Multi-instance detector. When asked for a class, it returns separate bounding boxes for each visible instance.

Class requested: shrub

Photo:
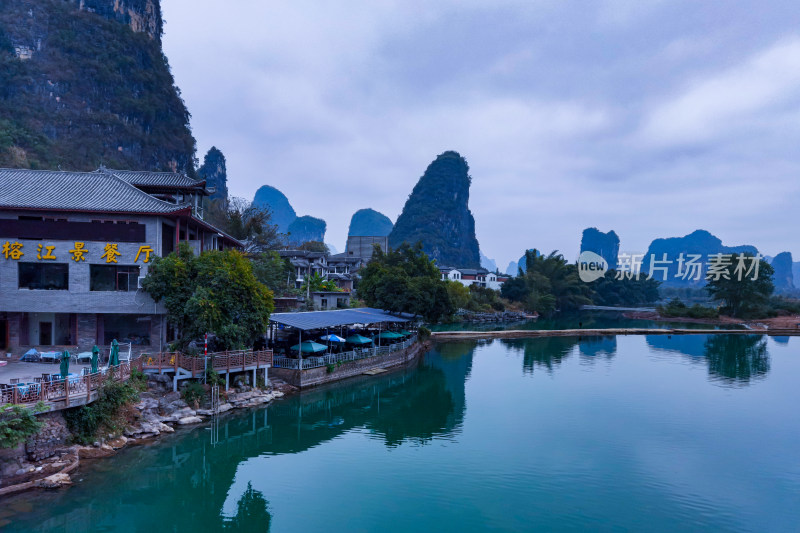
[63,380,140,444]
[0,402,48,449]
[182,382,206,408]
[418,326,431,340]
[129,367,148,392]
[658,298,719,319]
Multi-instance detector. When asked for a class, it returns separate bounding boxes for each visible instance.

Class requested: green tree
[0,402,48,448]
[706,256,774,318]
[251,251,293,295]
[502,250,591,316]
[142,244,274,349]
[445,280,471,310]
[301,272,341,293]
[297,241,329,253]
[359,242,454,322]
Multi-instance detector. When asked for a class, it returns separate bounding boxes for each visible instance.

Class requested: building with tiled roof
[0,167,241,356]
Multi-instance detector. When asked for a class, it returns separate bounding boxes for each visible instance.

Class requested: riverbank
[431,326,800,341]
[0,377,294,496]
[623,311,800,330]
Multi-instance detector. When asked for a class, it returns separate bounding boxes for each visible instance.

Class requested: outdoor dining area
[268,308,418,370]
[0,340,134,407]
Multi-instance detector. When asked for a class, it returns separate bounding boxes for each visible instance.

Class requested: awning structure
[269,307,410,331]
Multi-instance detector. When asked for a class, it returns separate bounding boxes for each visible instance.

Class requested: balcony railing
[273,336,417,370]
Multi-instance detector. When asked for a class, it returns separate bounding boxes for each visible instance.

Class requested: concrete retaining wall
[269,341,428,388]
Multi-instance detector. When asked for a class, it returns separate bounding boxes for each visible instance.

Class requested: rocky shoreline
[0,376,297,496]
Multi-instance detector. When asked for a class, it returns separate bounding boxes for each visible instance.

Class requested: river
[4,333,799,531]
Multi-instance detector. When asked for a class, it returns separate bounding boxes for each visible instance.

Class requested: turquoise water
[5,334,799,532]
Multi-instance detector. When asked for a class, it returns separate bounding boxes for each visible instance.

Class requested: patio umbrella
[290,340,328,354]
[345,335,372,345]
[109,339,120,367]
[91,345,99,373]
[320,334,345,343]
[377,331,404,340]
[60,350,70,378]
[399,330,412,336]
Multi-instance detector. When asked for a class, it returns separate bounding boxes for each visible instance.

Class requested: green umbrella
[399,330,412,336]
[290,340,328,354]
[60,350,70,378]
[91,345,99,373]
[109,339,120,367]
[377,331,404,340]
[345,335,373,345]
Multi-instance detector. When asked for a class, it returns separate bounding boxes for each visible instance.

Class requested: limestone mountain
[287,216,326,245]
[389,151,481,268]
[252,185,297,233]
[580,228,620,269]
[197,147,228,202]
[642,230,758,287]
[348,208,393,237]
[0,0,195,173]
[480,251,497,273]
[505,261,519,276]
[768,252,794,292]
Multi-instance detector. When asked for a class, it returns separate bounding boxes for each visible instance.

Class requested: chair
[33,377,43,383]
[9,378,20,384]
[41,373,51,382]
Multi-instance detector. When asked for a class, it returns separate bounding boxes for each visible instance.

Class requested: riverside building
[0,167,241,355]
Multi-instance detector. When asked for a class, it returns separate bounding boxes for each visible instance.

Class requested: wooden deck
[141,349,273,391]
[0,359,141,411]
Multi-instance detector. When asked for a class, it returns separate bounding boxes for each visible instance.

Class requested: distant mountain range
[252,185,326,245]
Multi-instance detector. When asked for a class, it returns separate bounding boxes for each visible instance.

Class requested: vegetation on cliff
[348,208,393,237]
[288,215,326,245]
[0,0,195,172]
[198,147,228,202]
[389,151,481,268]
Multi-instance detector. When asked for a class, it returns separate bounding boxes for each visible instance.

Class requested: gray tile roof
[270,307,409,331]
[104,169,205,189]
[0,168,191,214]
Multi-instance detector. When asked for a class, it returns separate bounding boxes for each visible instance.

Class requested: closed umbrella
[60,350,70,379]
[345,335,372,345]
[109,339,120,367]
[290,340,328,354]
[91,345,99,373]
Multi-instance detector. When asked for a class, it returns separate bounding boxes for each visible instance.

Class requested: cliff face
[389,151,481,268]
[71,0,162,40]
[197,147,228,202]
[348,208,393,237]
[252,185,297,233]
[580,228,620,269]
[770,252,794,291]
[642,230,758,287]
[0,0,195,173]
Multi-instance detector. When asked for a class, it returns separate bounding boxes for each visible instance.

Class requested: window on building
[18,263,69,290]
[101,314,151,345]
[90,265,140,291]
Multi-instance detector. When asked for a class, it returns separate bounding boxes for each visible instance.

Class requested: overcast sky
[161,0,799,270]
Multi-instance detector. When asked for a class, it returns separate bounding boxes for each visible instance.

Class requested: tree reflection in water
[502,336,617,374]
[223,482,271,532]
[704,334,770,385]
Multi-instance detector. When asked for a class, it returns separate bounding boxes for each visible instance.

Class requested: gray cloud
[162,0,800,267]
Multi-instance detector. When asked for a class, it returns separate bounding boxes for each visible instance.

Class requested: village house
[439,266,508,290]
[0,167,241,356]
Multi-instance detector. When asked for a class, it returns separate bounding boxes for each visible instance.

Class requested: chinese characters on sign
[610,252,763,282]
[1,242,155,264]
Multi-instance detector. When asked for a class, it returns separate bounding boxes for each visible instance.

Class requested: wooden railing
[273,336,417,370]
[1,359,142,407]
[140,349,273,376]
